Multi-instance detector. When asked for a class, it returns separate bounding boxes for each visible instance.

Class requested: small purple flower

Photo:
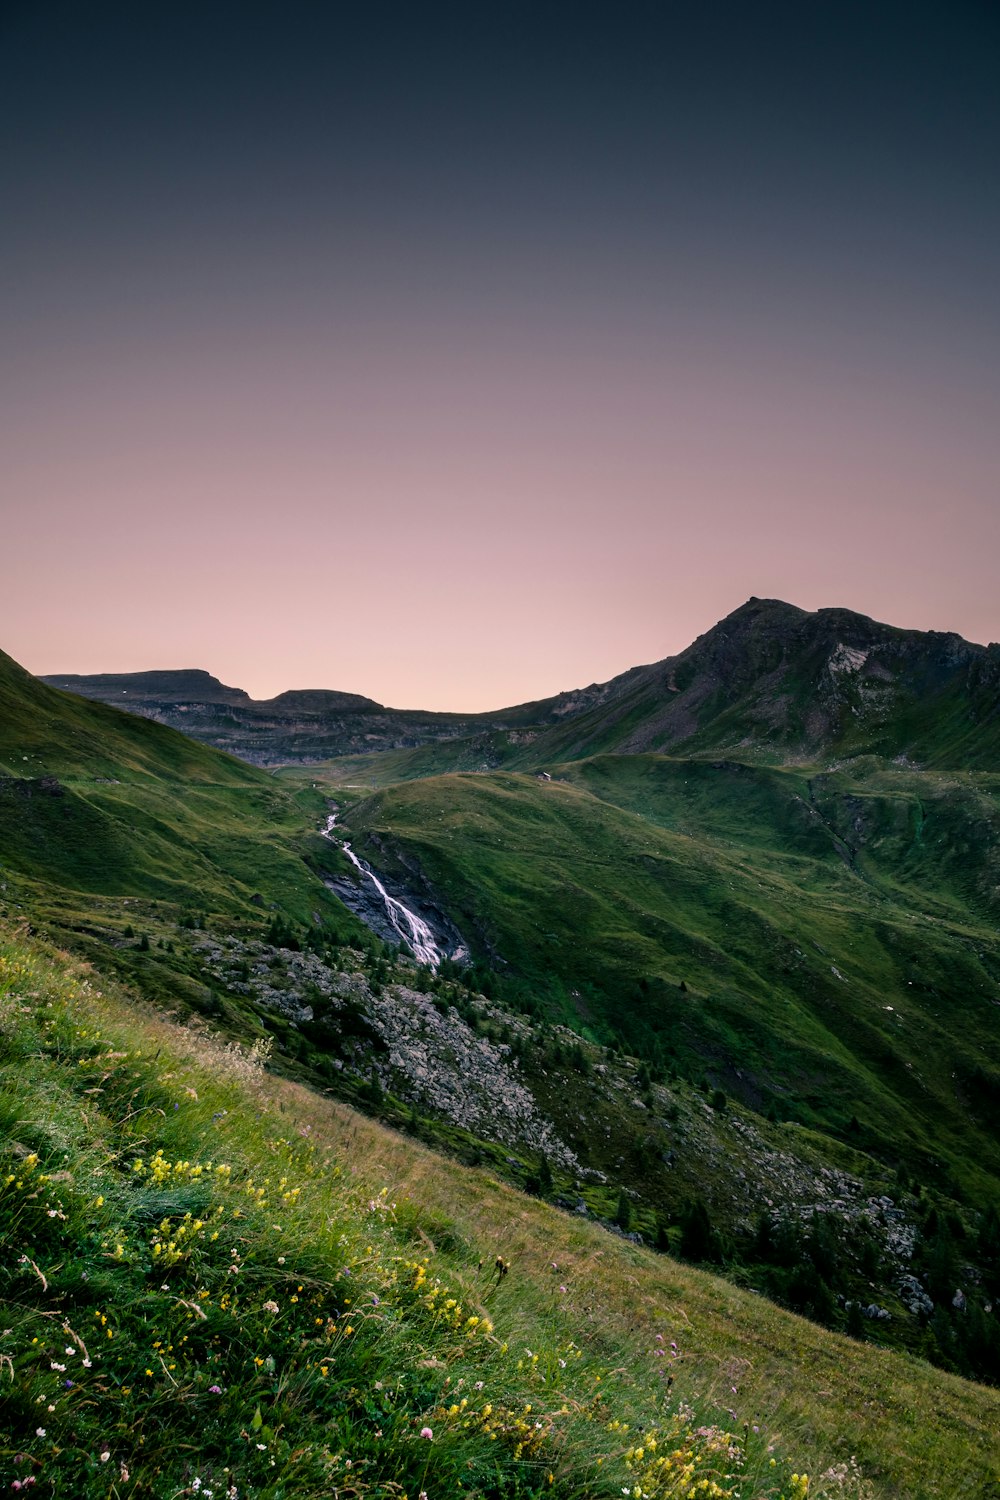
[209,1385,223,1395]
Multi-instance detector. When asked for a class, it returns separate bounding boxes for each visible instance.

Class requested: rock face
[44,669,254,706]
[42,598,1000,768]
[39,678,515,765]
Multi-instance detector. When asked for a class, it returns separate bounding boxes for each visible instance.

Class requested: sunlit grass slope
[3,925,999,1500]
[341,760,1000,1205]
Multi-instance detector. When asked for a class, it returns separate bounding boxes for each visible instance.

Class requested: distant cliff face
[43,598,1000,769]
[39,669,430,765]
[44,668,254,707]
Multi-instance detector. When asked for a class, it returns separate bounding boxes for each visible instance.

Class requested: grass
[335,758,1000,1208]
[5,639,1000,1490]
[3,923,1000,1499]
[0,649,363,936]
[0,923,846,1500]
[8,648,1000,1219]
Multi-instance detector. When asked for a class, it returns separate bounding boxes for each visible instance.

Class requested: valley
[4,598,1000,1495]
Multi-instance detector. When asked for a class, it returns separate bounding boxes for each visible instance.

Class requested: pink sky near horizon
[6,302,999,710]
[4,5,999,711]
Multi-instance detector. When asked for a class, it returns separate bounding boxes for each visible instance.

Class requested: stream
[321,812,443,968]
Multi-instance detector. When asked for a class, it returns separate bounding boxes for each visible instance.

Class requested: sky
[2,1,999,709]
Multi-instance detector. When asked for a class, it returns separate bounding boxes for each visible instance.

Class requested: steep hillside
[321,755,1000,1386]
[3,923,1000,1499]
[0,648,358,934]
[339,763,1000,1198]
[13,630,1000,1399]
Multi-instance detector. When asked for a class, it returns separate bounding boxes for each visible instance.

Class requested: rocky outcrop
[193,935,579,1168]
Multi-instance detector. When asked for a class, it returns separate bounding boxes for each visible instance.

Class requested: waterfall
[322,813,443,968]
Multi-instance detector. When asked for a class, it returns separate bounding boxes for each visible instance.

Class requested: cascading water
[322,812,443,968]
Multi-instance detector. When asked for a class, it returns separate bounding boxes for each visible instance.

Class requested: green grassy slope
[8,639,1000,1445]
[3,924,999,1499]
[340,760,1000,1206]
[0,648,360,932]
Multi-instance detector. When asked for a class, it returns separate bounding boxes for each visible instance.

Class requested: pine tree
[679,1197,722,1263]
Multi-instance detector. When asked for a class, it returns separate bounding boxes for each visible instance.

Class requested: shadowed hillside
[0,648,358,931]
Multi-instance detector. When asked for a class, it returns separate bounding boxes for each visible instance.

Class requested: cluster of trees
[263,915,349,953]
[906,1199,1000,1382]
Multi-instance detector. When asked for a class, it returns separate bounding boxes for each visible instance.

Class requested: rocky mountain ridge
[44,597,1000,769]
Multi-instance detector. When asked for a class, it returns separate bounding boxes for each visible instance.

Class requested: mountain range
[44,597,1000,768]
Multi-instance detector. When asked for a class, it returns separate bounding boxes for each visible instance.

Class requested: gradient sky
[3,1,999,708]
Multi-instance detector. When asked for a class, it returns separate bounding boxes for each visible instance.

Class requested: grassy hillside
[338,760,1000,1211]
[3,923,1000,1499]
[0,648,359,934]
[7,640,1000,1478]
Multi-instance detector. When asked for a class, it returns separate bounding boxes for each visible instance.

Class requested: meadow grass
[0,924,827,1500]
[0,648,362,934]
[2,926,998,1499]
